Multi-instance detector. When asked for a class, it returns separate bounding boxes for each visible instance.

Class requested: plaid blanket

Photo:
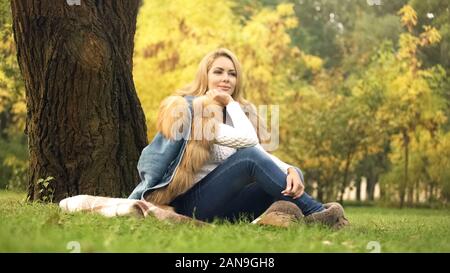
[59,195,206,225]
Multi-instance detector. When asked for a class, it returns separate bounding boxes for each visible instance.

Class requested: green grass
[1,190,449,253]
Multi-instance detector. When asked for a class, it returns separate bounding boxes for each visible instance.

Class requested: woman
[128,48,349,229]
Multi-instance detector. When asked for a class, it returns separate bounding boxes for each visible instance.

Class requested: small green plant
[37,176,55,202]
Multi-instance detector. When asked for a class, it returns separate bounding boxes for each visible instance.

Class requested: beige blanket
[59,195,206,225]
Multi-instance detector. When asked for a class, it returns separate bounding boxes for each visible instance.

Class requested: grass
[0,190,449,253]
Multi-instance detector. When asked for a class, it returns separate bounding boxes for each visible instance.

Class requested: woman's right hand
[206,89,233,106]
[282,167,305,199]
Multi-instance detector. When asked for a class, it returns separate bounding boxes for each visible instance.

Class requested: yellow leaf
[398,5,417,31]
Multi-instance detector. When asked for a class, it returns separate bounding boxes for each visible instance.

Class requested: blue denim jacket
[128,96,195,200]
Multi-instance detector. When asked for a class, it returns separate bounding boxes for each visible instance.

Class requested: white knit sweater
[193,101,292,183]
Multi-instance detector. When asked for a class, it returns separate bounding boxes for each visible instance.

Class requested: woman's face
[207,56,237,96]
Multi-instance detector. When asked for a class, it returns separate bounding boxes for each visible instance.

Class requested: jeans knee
[237,146,272,164]
[238,146,262,157]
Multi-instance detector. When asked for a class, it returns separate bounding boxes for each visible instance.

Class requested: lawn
[1,190,449,253]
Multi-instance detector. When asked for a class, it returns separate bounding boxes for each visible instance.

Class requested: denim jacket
[128,96,195,200]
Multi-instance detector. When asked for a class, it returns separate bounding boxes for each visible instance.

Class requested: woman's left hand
[281,167,304,199]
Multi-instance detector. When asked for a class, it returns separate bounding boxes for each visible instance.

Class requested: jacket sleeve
[128,133,183,200]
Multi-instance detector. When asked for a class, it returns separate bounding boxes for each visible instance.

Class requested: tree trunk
[407,184,414,206]
[317,180,323,202]
[366,175,376,201]
[339,151,352,204]
[11,0,147,202]
[415,179,420,204]
[355,176,361,202]
[399,130,409,208]
[428,183,434,203]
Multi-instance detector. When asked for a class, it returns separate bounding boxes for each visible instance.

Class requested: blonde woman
[128,48,348,228]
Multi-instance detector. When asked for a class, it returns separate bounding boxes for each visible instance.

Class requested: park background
[0,0,449,252]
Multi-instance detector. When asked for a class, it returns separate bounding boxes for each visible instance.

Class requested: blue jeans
[170,146,324,222]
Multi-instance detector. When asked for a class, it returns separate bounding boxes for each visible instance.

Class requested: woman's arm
[214,101,259,148]
[215,101,293,174]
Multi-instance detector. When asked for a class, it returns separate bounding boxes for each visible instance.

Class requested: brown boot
[304,202,349,229]
[252,201,303,228]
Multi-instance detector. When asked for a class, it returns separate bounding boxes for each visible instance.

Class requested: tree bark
[11,0,147,202]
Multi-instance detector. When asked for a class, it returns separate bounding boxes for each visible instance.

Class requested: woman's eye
[214,70,222,74]
[230,73,236,77]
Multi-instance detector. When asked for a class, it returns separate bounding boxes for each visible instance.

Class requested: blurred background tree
[0,0,26,191]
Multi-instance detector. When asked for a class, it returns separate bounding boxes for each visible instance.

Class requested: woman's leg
[216,182,276,222]
[171,180,276,222]
[170,146,324,221]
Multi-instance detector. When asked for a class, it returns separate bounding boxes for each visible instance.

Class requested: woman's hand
[206,89,233,106]
[281,167,305,199]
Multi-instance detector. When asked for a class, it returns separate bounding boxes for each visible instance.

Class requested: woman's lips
[218,86,230,91]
